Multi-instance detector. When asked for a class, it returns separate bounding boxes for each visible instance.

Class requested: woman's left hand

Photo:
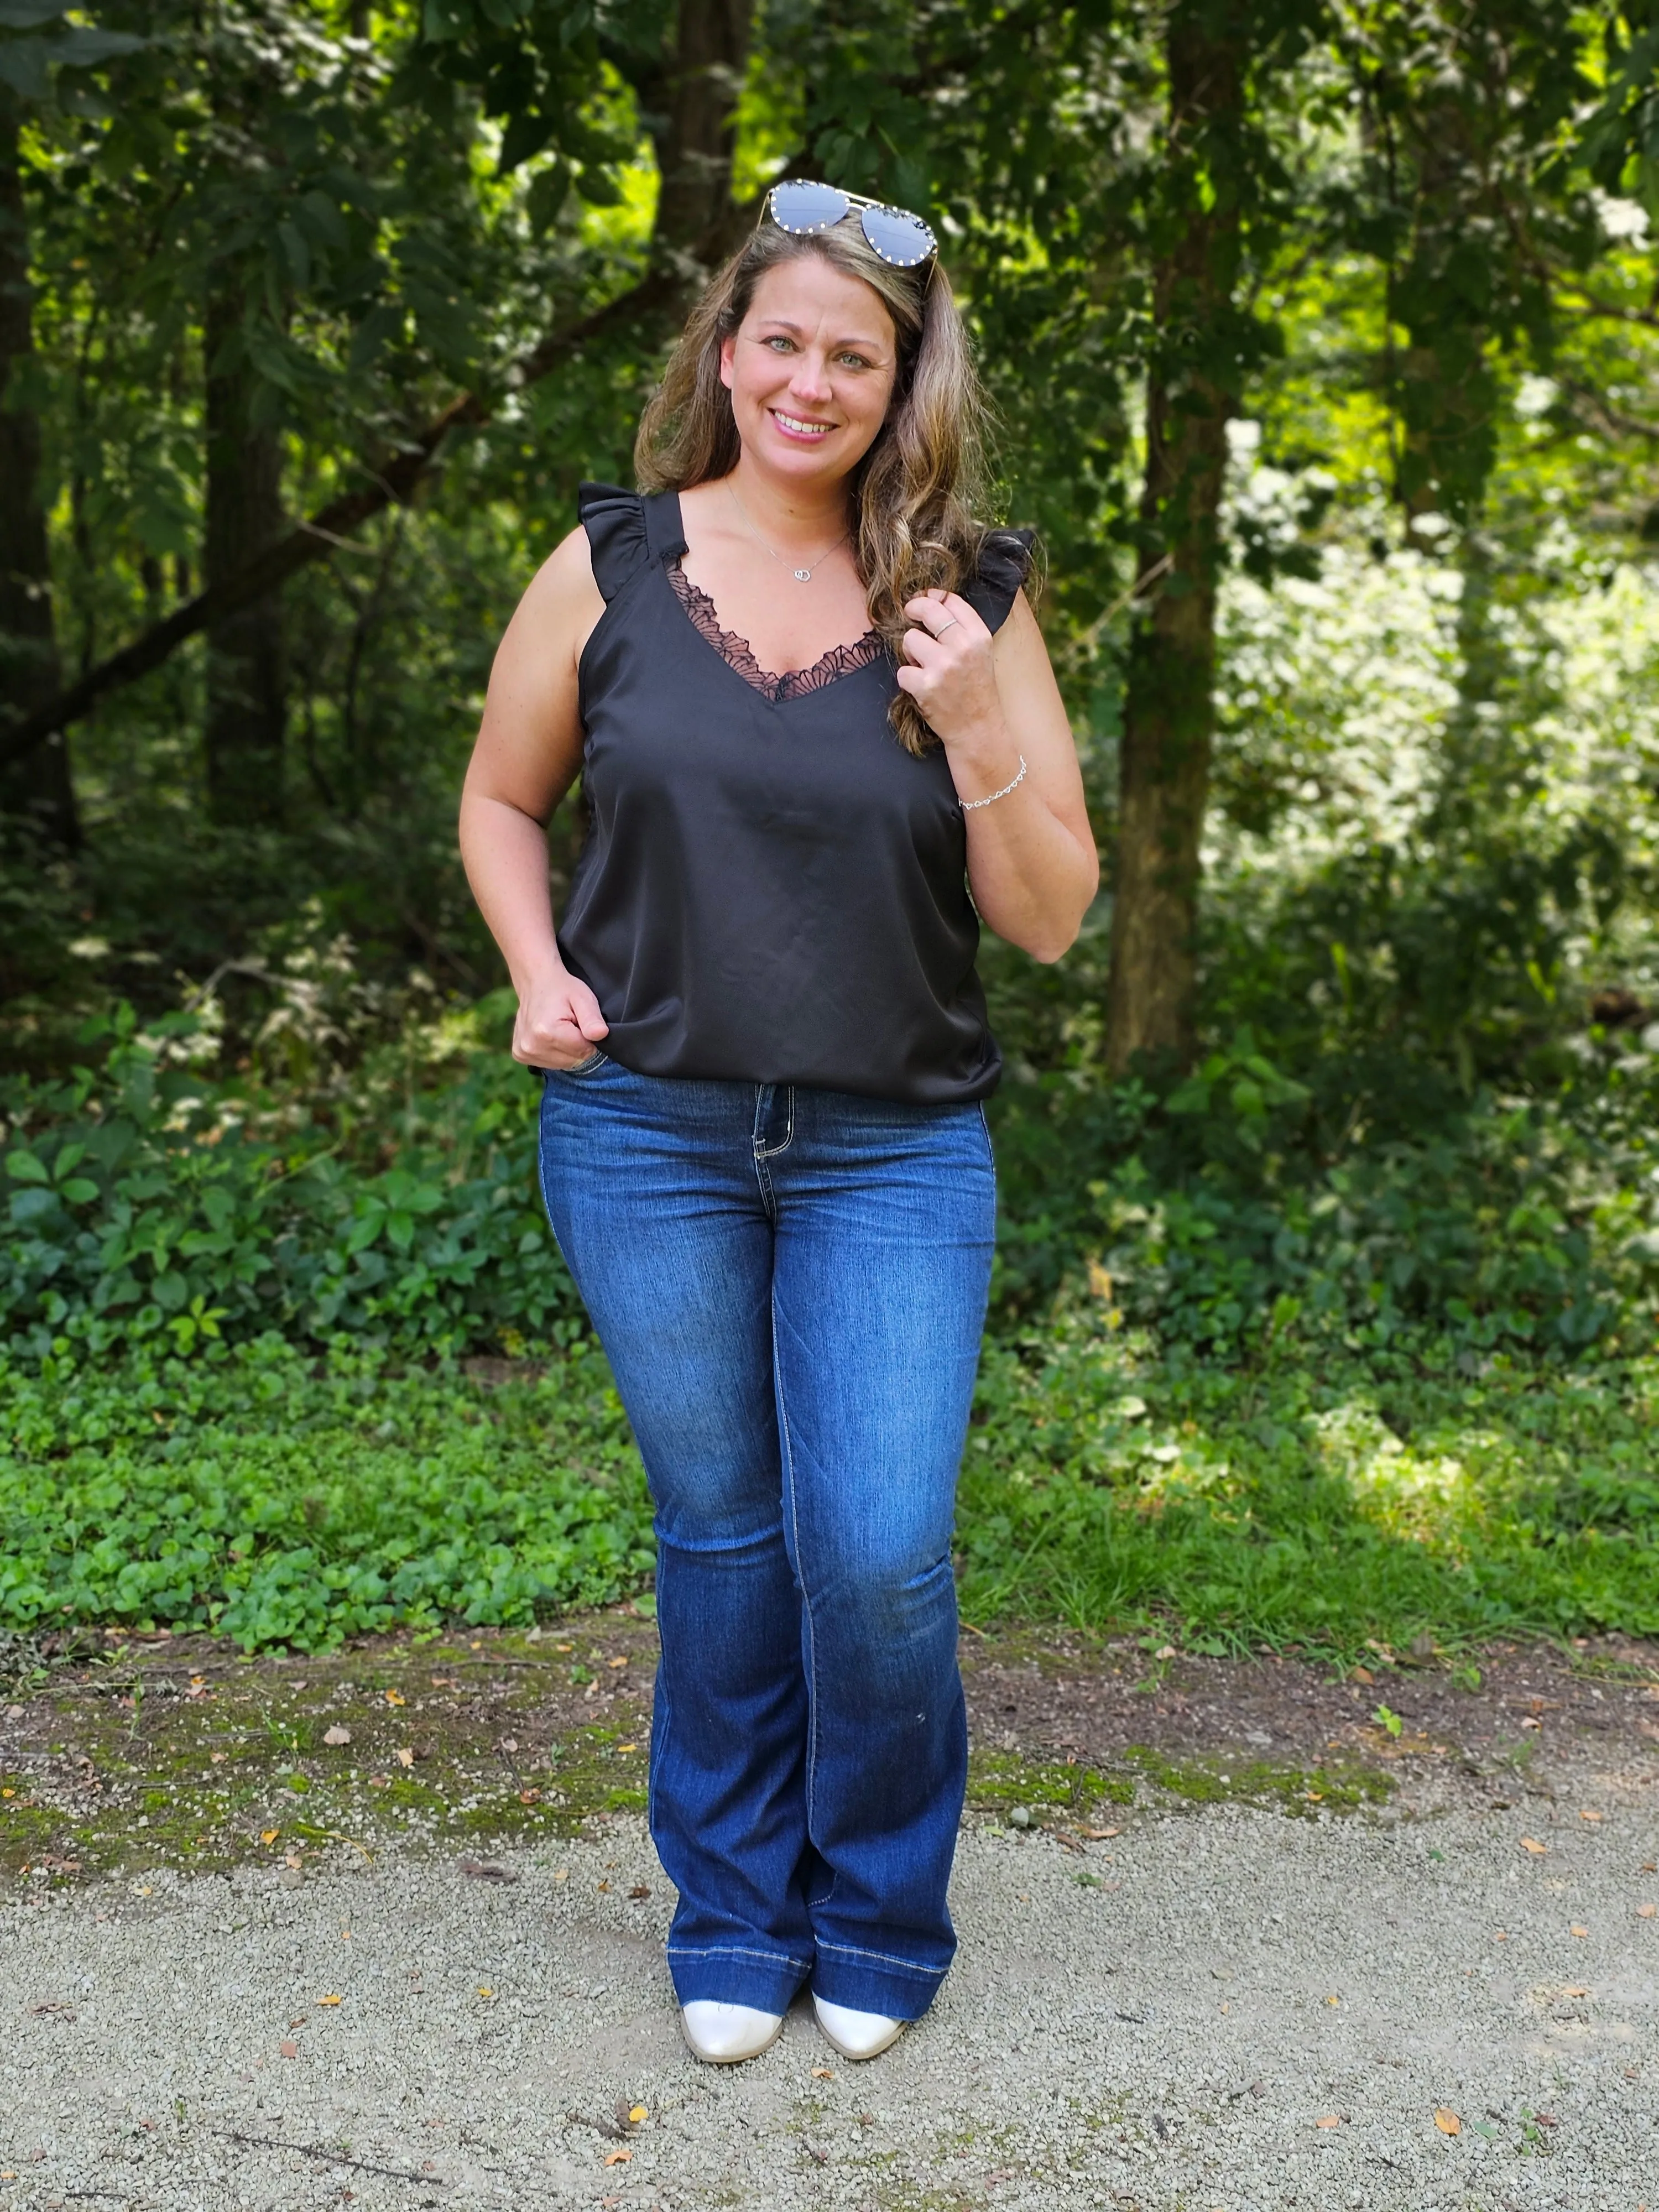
[895,589,1003,747]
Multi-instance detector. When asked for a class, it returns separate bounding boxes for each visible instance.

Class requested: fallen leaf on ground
[279,2041,298,2058]
[1561,1985,1589,1997]
[628,2105,648,2124]
[397,1748,415,1768]
[1571,1924,1589,1937]
[1082,1825,1122,1840]
[1434,2108,1461,2136]
[603,2148,631,2167]
[1637,1903,1656,1918]
[629,1884,651,1900]
[609,1656,629,1670]
[1316,2115,1342,2128]
[1520,1838,1547,1855]
[260,1829,279,1845]
[1580,1809,1603,1823]
[385,1689,406,1705]
[460,1859,518,1882]
[477,1986,493,1999]
[323,1725,351,1746]
[812,2067,834,2080]
[518,1788,541,1804]
[618,1742,638,1752]
[1352,1665,1375,1684]
[1155,1644,1177,1660]
[318,1995,341,2007]
[430,1676,457,1688]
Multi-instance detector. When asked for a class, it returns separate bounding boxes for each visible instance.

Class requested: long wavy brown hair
[634,211,997,754]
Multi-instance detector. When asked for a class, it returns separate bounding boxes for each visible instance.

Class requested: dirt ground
[4,1619,1657,1884]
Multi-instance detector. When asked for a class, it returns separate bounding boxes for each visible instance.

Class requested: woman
[459,181,1096,2067]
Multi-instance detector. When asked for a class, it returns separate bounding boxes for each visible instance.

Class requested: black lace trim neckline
[667,560,886,703]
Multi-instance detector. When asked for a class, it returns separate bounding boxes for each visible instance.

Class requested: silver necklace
[728,484,849,582]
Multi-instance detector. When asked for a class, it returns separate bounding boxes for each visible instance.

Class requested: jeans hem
[811,1945,949,2022]
[667,1944,813,2014]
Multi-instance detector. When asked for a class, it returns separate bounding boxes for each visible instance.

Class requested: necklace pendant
[793,567,812,581]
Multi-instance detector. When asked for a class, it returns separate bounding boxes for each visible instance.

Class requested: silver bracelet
[960,754,1027,811]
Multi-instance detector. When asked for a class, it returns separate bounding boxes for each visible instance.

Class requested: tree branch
[1,269,692,770]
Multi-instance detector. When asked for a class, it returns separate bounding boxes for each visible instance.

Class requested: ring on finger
[934,618,958,634]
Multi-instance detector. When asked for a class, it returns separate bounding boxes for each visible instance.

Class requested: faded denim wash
[536,1055,995,2019]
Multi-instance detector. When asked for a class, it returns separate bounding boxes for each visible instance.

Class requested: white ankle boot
[680,2000,783,2064]
[811,1991,906,2061]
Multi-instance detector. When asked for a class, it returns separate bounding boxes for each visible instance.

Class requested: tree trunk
[0,89,77,847]
[203,279,287,826]
[651,0,753,252]
[1105,5,1243,1074]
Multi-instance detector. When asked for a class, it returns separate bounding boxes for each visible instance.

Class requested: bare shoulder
[505,522,605,663]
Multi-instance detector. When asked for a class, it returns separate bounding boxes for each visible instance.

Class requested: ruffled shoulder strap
[961,526,1035,634]
[578,482,689,603]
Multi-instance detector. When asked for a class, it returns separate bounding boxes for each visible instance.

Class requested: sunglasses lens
[770,181,849,234]
[860,205,936,267]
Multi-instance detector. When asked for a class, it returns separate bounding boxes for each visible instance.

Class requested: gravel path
[4,1792,1655,2212]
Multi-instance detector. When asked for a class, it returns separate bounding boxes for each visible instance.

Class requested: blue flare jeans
[535,1055,995,2019]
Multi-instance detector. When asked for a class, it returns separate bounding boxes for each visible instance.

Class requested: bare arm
[898,587,1098,963]
[458,526,610,1068]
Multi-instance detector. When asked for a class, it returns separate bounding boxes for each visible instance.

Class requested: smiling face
[718,253,900,491]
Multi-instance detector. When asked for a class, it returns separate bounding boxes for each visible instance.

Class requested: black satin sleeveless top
[559,482,1034,1105]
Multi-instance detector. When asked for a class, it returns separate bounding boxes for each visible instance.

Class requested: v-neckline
[660,491,886,705]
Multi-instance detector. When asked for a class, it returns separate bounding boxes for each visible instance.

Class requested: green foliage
[0,999,581,1360]
[5,1304,1655,1656]
[5,0,1659,1658]
[956,1318,1659,1650]
[0,1334,653,1647]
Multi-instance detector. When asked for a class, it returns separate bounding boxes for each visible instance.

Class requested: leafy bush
[0,1336,653,1649]
[1,1003,580,1361]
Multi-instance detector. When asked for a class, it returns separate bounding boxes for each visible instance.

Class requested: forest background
[3,0,1659,1661]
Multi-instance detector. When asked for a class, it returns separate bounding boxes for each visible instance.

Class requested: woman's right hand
[513,964,611,1070]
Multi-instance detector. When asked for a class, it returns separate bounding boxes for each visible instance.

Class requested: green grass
[2,1313,1657,1654]
[956,1315,1659,1652]
[0,1335,654,1649]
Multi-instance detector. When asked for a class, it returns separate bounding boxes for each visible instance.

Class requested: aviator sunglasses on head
[765,179,938,269]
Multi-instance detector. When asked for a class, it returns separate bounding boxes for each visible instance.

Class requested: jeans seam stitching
[772,1282,817,1840]
[666,1943,814,1969]
[757,1084,795,1160]
[813,1938,946,1976]
[534,1086,556,1229]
